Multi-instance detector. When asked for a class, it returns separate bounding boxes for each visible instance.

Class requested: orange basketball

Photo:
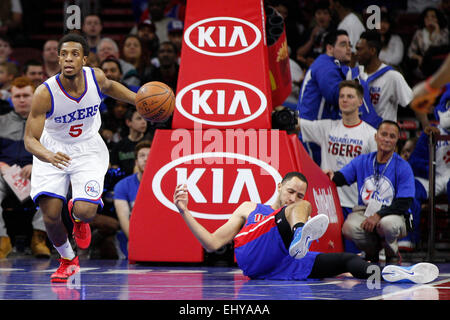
[135,81,175,122]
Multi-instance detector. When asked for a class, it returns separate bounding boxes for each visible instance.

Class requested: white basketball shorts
[30,132,109,206]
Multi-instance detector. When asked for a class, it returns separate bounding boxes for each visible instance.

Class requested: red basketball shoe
[50,256,80,283]
[68,199,91,249]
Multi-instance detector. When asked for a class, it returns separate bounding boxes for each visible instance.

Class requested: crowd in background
[0,0,448,263]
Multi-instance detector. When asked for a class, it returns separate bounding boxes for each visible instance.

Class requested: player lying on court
[173,172,439,284]
[24,33,137,282]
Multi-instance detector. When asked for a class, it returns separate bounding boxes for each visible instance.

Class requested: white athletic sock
[54,239,76,260]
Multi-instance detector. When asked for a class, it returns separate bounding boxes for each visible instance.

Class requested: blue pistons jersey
[234,204,319,280]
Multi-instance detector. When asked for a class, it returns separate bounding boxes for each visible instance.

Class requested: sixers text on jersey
[53,104,100,123]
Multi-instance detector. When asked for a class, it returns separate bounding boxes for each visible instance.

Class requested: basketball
[135,81,175,122]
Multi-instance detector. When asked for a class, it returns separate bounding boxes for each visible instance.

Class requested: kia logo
[176,79,267,126]
[152,152,282,220]
[184,17,262,56]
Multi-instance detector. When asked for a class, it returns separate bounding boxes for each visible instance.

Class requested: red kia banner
[128,0,343,264]
[172,0,272,130]
[128,130,344,263]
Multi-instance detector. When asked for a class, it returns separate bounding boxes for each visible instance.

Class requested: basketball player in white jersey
[24,33,137,282]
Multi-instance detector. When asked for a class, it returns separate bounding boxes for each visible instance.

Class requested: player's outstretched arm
[173,184,252,252]
[93,67,136,105]
[24,84,71,169]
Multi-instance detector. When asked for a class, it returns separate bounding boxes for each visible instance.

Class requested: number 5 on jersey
[69,124,83,137]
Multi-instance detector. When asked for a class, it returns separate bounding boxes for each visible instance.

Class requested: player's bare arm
[174,184,255,252]
[24,84,71,169]
[93,67,136,105]
[114,199,131,238]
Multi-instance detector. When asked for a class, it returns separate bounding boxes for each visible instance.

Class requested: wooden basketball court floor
[1,257,450,301]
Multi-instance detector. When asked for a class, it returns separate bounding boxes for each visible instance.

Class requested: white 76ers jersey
[42,67,102,143]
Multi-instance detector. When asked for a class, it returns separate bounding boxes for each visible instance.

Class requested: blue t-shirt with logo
[339,152,415,207]
[113,173,140,209]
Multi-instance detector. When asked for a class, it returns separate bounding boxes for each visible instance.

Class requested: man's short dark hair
[83,13,103,26]
[100,57,123,74]
[339,80,364,98]
[159,40,179,55]
[58,33,90,57]
[23,59,43,74]
[323,29,348,51]
[359,30,382,55]
[281,172,308,187]
[377,119,401,134]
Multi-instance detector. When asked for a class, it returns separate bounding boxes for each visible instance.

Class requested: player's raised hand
[174,184,189,214]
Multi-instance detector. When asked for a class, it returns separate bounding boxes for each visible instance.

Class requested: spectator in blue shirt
[297,29,351,165]
[113,140,151,257]
[324,120,415,264]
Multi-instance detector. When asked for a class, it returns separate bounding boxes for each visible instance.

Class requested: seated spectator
[100,99,130,149]
[377,11,404,68]
[0,61,18,101]
[407,7,449,80]
[100,57,139,93]
[0,77,51,259]
[82,14,103,53]
[42,39,60,79]
[324,120,415,264]
[137,0,176,43]
[167,19,184,64]
[22,59,45,88]
[0,35,15,64]
[296,0,336,69]
[110,107,150,176]
[97,37,141,87]
[399,137,418,161]
[113,140,151,257]
[143,41,179,93]
[299,80,377,215]
[135,19,160,60]
[121,34,153,82]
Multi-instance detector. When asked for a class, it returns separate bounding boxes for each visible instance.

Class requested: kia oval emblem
[152,152,282,220]
[184,17,262,56]
[176,78,267,126]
